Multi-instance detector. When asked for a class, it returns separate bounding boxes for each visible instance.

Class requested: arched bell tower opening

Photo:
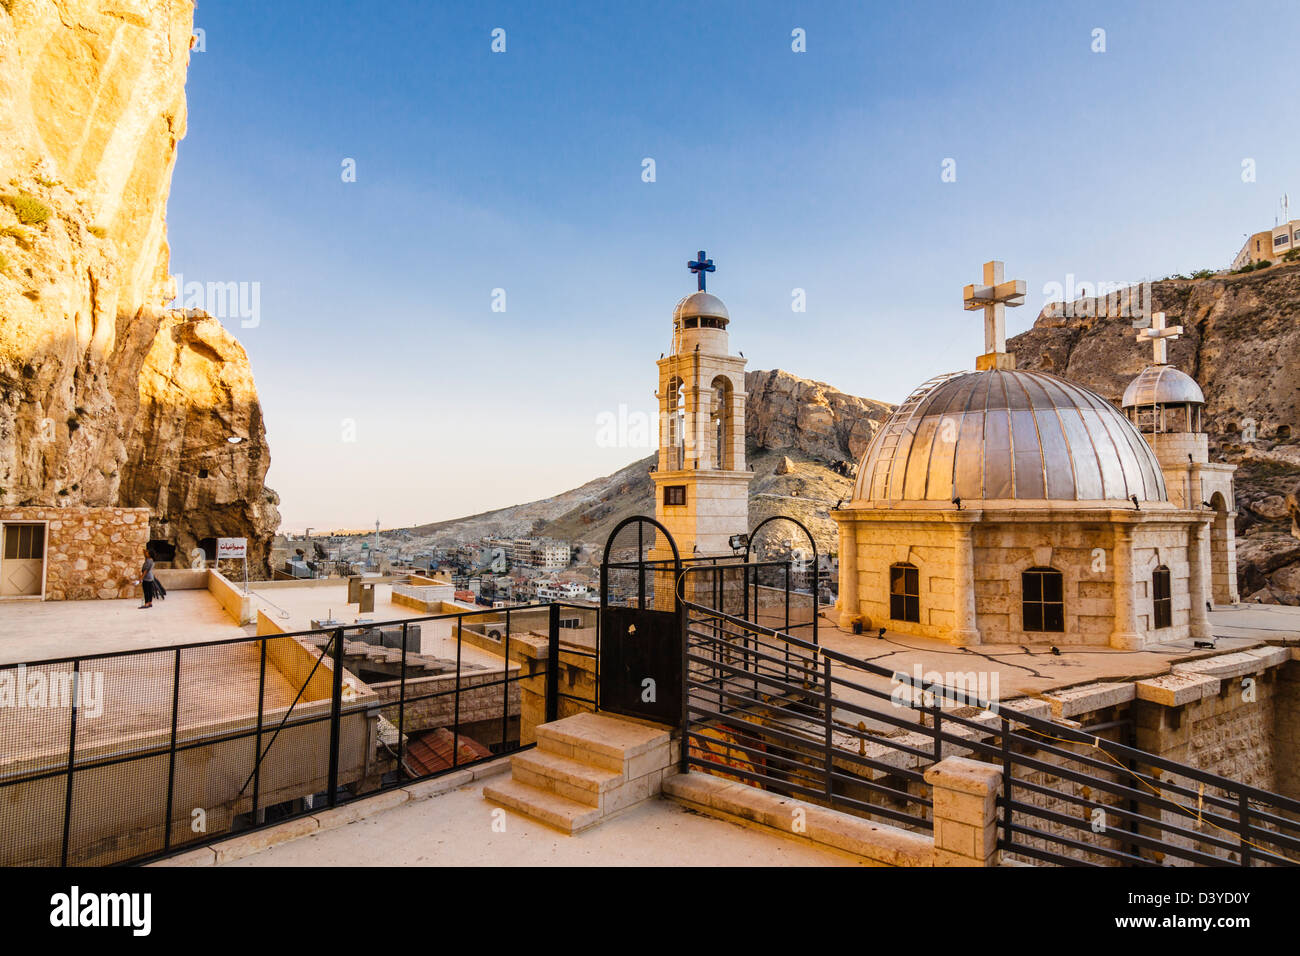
[710,375,735,471]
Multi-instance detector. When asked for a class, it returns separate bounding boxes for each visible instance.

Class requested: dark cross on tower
[688,250,715,291]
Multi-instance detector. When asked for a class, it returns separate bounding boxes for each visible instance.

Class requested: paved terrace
[0,590,242,665]
[208,771,865,867]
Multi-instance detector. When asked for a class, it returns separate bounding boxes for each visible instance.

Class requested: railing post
[784,559,791,634]
[326,627,344,807]
[932,701,942,764]
[396,623,408,780]
[1239,791,1252,867]
[61,659,79,867]
[1000,716,1013,853]
[163,647,181,854]
[822,655,834,799]
[252,639,267,820]
[546,603,560,723]
[502,609,512,750]
[452,614,464,766]
[680,601,691,772]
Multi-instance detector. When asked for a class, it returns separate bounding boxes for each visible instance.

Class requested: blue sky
[167,0,1300,531]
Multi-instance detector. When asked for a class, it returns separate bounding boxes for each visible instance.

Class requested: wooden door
[1,523,45,596]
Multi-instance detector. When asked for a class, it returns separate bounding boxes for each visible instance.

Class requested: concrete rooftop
[814,603,1300,724]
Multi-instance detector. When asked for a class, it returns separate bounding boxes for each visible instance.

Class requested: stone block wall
[0,506,149,600]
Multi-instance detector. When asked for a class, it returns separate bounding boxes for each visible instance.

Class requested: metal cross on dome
[963,260,1026,356]
[688,250,715,291]
[1137,311,1183,365]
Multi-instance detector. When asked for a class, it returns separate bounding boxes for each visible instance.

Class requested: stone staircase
[483,712,675,833]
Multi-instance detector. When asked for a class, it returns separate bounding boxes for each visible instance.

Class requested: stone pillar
[924,756,1001,867]
[951,521,981,646]
[836,515,859,630]
[1188,519,1213,639]
[1109,524,1143,650]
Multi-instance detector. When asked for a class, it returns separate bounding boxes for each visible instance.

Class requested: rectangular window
[1153,567,1172,629]
[889,564,919,622]
[663,485,686,506]
[1022,568,1064,632]
[1275,234,1289,246]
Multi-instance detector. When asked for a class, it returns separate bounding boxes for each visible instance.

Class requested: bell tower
[652,251,752,556]
[1121,312,1239,604]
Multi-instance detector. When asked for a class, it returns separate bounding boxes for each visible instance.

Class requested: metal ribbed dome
[1121,365,1205,408]
[852,369,1168,505]
[673,291,729,324]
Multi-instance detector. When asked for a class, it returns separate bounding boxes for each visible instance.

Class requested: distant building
[535,580,592,602]
[1233,217,1300,269]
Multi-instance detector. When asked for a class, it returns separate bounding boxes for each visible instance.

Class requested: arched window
[710,375,733,470]
[889,563,919,622]
[1022,567,1064,632]
[1152,566,1172,629]
[666,376,686,469]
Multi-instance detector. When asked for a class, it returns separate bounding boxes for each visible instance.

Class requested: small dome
[673,291,729,324]
[853,368,1167,505]
[1121,365,1205,408]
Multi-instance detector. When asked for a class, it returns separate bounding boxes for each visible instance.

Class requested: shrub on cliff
[1,193,51,226]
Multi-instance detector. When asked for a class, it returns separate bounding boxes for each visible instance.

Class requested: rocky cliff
[0,0,278,569]
[1009,264,1300,603]
[409,369,894,552]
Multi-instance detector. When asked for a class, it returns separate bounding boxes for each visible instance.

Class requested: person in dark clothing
[138,547,156,609]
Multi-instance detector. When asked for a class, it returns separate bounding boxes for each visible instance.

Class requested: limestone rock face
[1010,265,1300,601]
[745,369,892,465]
[0,1,279,571]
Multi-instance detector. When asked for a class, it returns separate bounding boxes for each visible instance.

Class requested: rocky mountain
[410,369,894,553]
[1009,263,1300,603]
[0,1,278,569]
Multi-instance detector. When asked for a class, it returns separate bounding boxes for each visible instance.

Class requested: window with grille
[663,486,686,506]
[889,563,919,622]
[1153,566,1172,629]
[1022,566,1064,632]
[2,523,45,560]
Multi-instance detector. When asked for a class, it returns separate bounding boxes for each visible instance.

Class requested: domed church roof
[672,291,729,324]
[1121,365,1205,408]
[853,368,1168,505]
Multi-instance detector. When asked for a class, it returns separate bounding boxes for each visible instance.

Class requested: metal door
[598,516,682,726]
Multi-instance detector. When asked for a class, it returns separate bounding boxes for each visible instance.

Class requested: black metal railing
[679,592,1300,867]
[0,600,597,867]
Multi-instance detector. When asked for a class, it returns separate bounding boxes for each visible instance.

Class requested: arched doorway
[599,516,683,725]
[1208,492,1235,604]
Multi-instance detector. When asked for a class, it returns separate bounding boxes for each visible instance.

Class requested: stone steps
[483,712,675,834]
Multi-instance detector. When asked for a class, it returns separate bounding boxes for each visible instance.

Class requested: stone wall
[0,505,148,600]
[839,509,1208,646]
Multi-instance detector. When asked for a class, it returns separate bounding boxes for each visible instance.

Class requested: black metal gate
[598,516,682,726]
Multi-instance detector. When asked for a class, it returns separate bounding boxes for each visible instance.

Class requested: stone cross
[963,260,1026,356]
[1137,311,1182,365]
[688,250,715,292]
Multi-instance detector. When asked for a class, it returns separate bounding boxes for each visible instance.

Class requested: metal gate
[598,516,682,726]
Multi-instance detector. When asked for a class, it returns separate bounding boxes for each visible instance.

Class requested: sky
[166,0,1300,532]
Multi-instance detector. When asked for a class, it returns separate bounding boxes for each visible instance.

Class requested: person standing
[138,546,156,609]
